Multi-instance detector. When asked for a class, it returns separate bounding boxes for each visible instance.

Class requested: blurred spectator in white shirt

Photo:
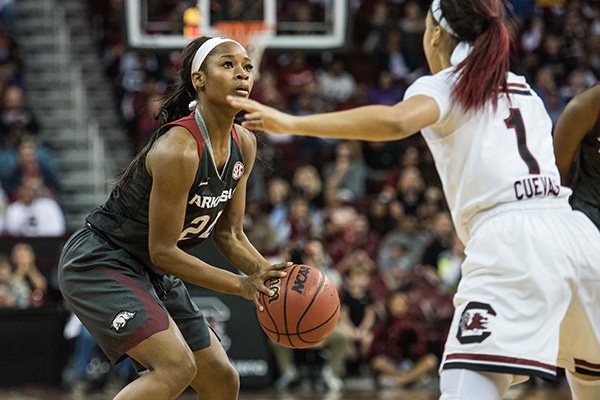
[4,176,65,237]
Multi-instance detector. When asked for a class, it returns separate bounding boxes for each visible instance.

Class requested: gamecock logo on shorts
[456,301,496,344]
[110,310,136,332]
[232,161,244,180]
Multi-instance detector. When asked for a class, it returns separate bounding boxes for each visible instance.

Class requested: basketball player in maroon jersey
[229,1,600,399]
[58,37,287,399]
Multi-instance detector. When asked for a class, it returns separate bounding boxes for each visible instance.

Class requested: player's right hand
[227,95,295,134]
[240,261,290,311]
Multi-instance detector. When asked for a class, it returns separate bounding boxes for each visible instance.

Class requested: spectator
[374,29,411,84]
[2,136,61,200]
[291,164,324,209]
[0,253,29,308]
[286,195,318,244]
[377,215,429,290]
[361,1,390,54]
[339,263,377,375]
[366,197,401,237]
[368,289,438,389]
[521,16,545,53]
[11,242,47,307]
[0,85,40,147]
[3,177,66,237]
[365,71,405,106]
[420,211,454,271]
[328,215,380,267]
[250,70,288,109]
[266,177,291,247]
[398,1,427,71]
[316,58,357,104]
[323,141,369,205]
[394,166,426,216]
[416,186,445,224]
[278,52,315,101]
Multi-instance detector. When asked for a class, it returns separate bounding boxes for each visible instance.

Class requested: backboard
[124,0,349,50]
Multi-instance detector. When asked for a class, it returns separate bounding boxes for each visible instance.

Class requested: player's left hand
[241,261,290,311]
[227,95,294,133]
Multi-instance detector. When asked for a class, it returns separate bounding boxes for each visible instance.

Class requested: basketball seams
[295,268,325,334]
[283,264,299,348]
[258,289,281,342]
[259,303,340,345]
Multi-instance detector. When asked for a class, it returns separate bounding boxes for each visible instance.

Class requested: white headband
[431,0,458,37]
[190,37,242,75]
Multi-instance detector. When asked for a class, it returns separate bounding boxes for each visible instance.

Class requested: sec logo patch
[232,161,244,180]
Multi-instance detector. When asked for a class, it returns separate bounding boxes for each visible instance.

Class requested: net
[213,21,274,77]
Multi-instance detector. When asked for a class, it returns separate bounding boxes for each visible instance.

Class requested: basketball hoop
[213,21,273,77]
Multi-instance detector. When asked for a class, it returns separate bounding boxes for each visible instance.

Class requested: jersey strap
[161,112,207,157]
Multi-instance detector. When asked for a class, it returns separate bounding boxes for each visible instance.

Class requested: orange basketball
[257,264,340,348]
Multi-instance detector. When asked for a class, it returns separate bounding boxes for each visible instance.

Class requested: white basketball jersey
[404,69,571,243]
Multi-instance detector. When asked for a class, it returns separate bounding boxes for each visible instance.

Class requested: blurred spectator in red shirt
[369,289,438,389]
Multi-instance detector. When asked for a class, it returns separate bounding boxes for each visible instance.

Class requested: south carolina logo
[456,302,496,344]
[110,311,136,332]
[232,161,244,180]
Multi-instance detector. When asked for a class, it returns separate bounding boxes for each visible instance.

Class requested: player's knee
[158,347,197,389]
[221,362,240,393]
[194,360,239,397]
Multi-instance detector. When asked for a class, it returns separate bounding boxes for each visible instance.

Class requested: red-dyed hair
[434,0,511,111]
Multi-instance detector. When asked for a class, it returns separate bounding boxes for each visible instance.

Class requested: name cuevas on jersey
[513,175,561,201]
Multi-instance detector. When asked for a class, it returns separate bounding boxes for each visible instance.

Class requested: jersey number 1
[504,108,540,174]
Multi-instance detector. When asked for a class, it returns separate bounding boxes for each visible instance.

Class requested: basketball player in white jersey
[228,0,600,399]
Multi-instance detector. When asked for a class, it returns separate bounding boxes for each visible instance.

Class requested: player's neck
[196,104,235,148]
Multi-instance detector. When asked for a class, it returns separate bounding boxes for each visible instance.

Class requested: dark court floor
[0,379,571,400]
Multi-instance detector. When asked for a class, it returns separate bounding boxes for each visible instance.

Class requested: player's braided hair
[114,37,212,189]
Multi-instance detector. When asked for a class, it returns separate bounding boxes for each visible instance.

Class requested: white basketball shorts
[441,200,600,381]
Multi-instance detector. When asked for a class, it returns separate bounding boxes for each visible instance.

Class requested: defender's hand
[227,96,295,133]
[240,261,289,311]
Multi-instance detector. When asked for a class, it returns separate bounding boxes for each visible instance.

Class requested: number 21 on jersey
[179,210,223,241]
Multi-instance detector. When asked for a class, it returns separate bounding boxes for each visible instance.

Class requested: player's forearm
[289,105,410,141]
[150,246,243,296]
[214,230,270,275]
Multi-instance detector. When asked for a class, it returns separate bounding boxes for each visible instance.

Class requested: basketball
[256,264,340,349]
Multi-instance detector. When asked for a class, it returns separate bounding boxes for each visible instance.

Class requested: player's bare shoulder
[146,125,199,176]
[234,123,257,147]
[234,123,258,162]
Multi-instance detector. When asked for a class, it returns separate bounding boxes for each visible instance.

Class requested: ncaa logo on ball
[232,161,244,180]
[292,265,310,295]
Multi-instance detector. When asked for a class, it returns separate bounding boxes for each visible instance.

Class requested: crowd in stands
[1,0,597,394]
[80,0,599,392]
[0,0,65,312]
